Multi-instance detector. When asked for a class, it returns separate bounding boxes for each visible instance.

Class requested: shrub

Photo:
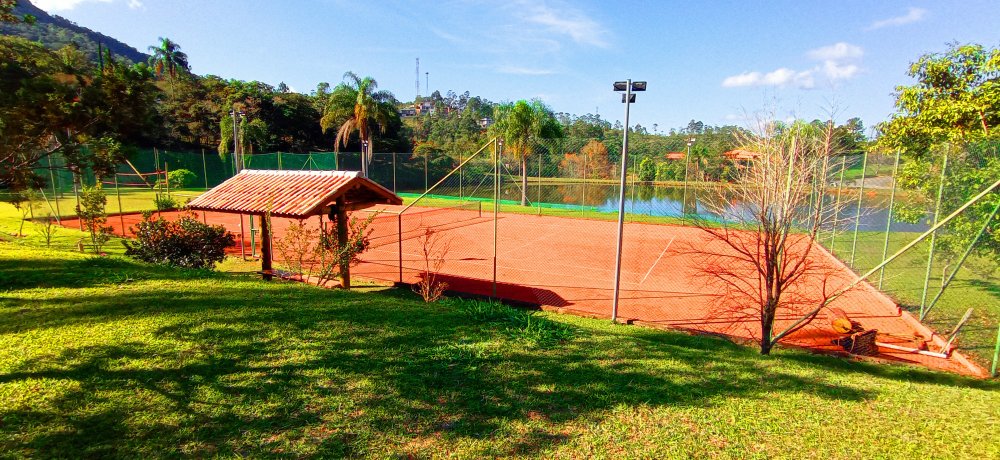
[154,194,180,211]
[157,168,196,189]
[77,185,114,253]
[313,213,377,287]
[124,211,235,269]
[273,219,319,277]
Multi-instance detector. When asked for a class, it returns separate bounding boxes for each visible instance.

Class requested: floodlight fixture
[614,81,646,92]
[621,93,636,103]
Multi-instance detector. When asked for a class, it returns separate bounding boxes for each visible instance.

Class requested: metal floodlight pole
[611,79,645,323]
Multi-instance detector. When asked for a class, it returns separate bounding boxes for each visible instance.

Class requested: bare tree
[689,118,854,354]
[413,228,450,302]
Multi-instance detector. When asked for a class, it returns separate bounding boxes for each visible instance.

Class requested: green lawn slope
[1,203,998,458]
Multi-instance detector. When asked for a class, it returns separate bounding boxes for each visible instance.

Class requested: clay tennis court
[66,206,986,377]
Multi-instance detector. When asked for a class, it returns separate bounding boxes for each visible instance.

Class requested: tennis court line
[640,236,675,285]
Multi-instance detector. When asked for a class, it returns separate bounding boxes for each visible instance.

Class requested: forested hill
[1,0,148,63]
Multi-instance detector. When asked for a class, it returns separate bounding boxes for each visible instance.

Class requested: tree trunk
[521,156,528,206]
[760,320,774,355]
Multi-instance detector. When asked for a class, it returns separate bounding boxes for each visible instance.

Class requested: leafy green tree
[637,157,656,182]
[1,0,35,24]
[77,185,114,253]
[0,37,85,191]
[320,72,399,177]
[489,100,564,205]
[147,37,189,79]
[876,42,1000,260]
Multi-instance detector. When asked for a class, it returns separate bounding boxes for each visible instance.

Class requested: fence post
[202,148,209,189]
[537,153,542,215]
[392,152,397,193]
[582,155,587,217]
[992,323,1000,378]
[278,152,283,170]
[850,150,868,267]
[830,155,847,255]
[165,162,170,198]
[492,139,500,298]
[920,148,949,317]
[73,172,83,230]
[425,154,429,193]
[397,213,403,284]
[114,173,125,234]
[879,151,901,289]
[47,154,61,223]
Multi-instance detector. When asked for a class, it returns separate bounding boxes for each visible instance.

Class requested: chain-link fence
[819,143,1000,372]
[28,137,1000,376]
[341,137,999,377]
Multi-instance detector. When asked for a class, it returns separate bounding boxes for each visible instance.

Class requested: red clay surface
[64,207,987,377]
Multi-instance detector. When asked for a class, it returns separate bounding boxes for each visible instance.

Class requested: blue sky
[32,0,1000,133]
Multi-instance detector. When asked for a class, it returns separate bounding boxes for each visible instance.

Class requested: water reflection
[404,183,929,232]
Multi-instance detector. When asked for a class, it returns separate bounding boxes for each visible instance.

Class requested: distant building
[665,151,685,160]
[418,100,435,115]
[399,107,418,117]
[723,149,760,160]
[479,117,493,129]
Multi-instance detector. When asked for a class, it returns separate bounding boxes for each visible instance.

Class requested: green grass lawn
[2,203,1000,457]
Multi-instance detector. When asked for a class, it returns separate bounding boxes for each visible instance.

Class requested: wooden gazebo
[187,170,401,287]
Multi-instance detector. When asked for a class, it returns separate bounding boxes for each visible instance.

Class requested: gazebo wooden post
[260,213,273,280]
[334,198,350,289]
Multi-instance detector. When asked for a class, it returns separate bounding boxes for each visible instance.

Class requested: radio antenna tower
[415,58,420,99]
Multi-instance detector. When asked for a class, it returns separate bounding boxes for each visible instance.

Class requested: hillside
[0,0,147,64]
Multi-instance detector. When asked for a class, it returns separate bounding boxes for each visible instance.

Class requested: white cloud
[808,42,863,83]
[722,68,814,89]
[821,60,860,80]
[496,65,556,76]
[33,0,112,11]
[868,7,927,30]
[512,0,609,48]
[722,42,863,89]
[806,42,863,61]
[127,0,142,9]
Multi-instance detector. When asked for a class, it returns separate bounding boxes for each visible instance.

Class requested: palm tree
[490,100,563,206]
[320,72,398,177]
[147,37,189,79]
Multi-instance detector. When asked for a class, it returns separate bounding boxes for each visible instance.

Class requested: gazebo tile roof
[187,170,400,218]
